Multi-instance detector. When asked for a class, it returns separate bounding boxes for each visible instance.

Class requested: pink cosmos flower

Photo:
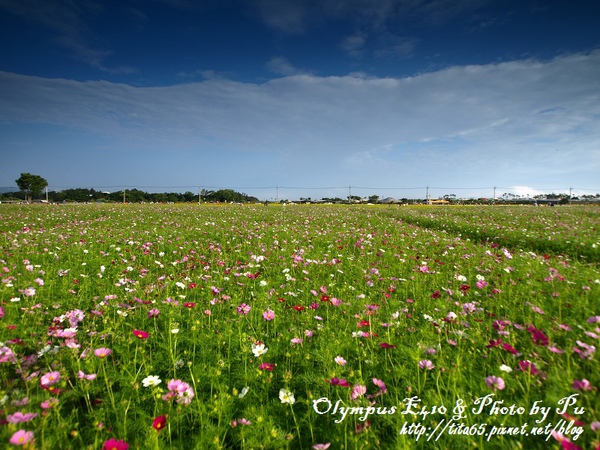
[485,376,506,391]
[290,338,303,345]
[313,444,331,450]
[573,340,596,360]
[475,280,488,289]
[94,348,112,358]
[148,308,160,318]
[351,384,367,400]
[163,379,194,405]
[77,371,97,381]
[9,430,34,446]
[40,398,59,409]
[418,360,435,370]
[262,309,275,321]
[40,371,61,388]
[372,378,387,394]
[236,303,251,315]
[334,356,347,365]
[572,379,592,391]
[330,297,343,306]
[7,412,38,423]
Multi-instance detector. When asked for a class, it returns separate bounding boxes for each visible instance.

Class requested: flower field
[0,203,598,449]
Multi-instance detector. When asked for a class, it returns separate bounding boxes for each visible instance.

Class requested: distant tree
[368,195,379,204]
[16,173,48,202]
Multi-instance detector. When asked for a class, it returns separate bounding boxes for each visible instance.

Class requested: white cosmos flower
[279,388,295,404]
[142,375,162,387]
[238,386,249,398]
[252,343,268,357]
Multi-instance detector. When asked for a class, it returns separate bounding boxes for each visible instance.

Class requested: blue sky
[1,0,599,200]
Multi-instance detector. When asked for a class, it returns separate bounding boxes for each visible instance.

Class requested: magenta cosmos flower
[103,438,129,450]
[133,330,149,339]
[262,309,275,321]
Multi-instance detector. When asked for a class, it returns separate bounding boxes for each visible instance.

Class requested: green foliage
[15,172,48,202]
[0,204,598,449]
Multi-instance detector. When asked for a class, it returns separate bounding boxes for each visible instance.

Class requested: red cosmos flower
[357,320,370,328]
[326,377,350,387]
[527,325,549,346]
[518,360,540,375]
[459,284,470,293]
[380,343,396,349]
[188,283,197,289]
[259,363,274,371]
[561,413,585,426]
[292,305,305,311]
[486,339,503,348]
[502,343,518,355]
[183,302,195,308]
[320,295,330,302]
[133,330,149,339]
[152,415,167,431]
[430,290,441,299]
[103,438,129,450]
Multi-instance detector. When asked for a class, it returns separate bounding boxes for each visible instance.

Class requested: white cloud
[1,50,599,195]
[266,57,307,76]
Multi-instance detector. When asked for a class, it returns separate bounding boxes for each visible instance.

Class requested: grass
[0,203,598,449]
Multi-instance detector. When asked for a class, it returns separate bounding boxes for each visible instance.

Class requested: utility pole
[123,187,126,204]
[276,186,279,203]
[45,186,48,203]
[348,185,352,204]
[198,187,201,204]
[493,186,496,200]
[569,186,572,203]
[426,186,430,204]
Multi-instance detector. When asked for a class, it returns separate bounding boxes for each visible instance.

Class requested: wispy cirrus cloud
[0,0,135,74]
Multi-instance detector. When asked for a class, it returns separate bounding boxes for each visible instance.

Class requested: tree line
[3,174,258,203]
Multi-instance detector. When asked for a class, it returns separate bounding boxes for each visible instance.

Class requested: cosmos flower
[259,363,274,371]
[252,342,268,357]
[262,309,275,321]
[334,356,347,365]
[237,303,251,315]
[40,371,60,388]
[152,415,167,432]
[103,438,129,450]
[133,329,149,339]
[142,375,162,387]
[94,348,112,358]
[9,430,34,446]
[485,376,506,391]
[418,360,435,370]
[351,384,367,400]
[279,388,295,404]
